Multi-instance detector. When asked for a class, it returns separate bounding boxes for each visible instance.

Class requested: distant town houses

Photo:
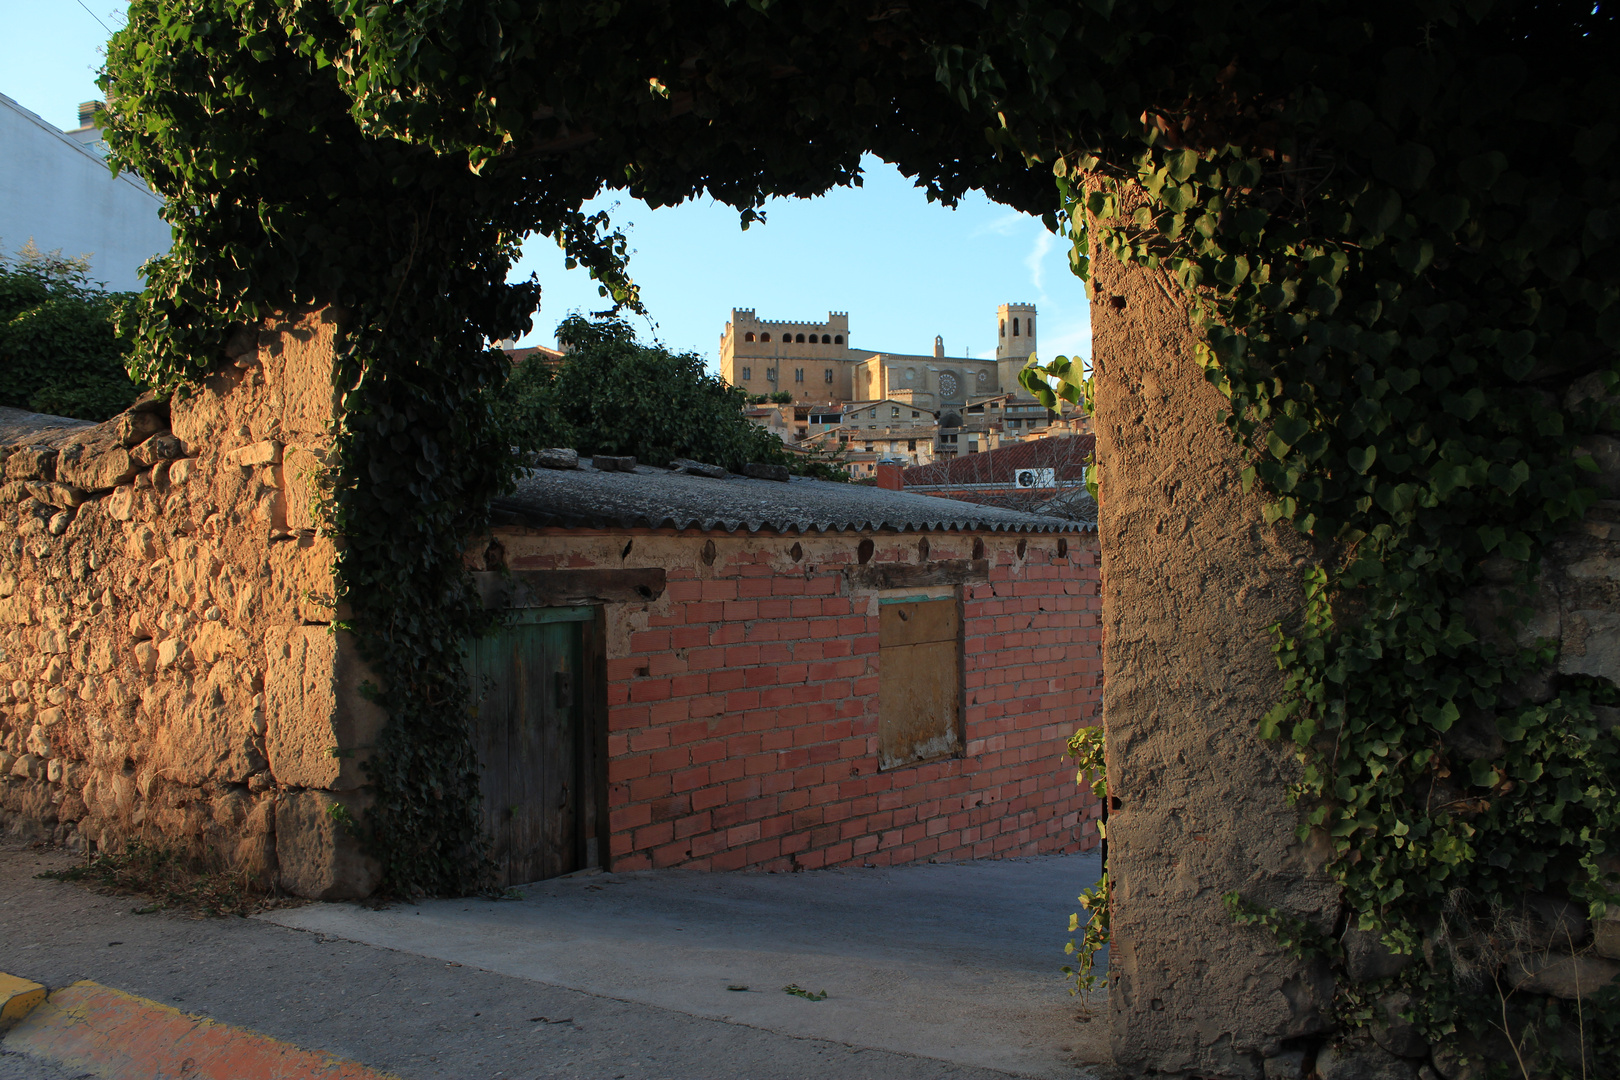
[0,95,170,292]
[721,303,1089,476]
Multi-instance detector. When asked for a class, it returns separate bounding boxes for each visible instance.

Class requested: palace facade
[719,303,1042,414]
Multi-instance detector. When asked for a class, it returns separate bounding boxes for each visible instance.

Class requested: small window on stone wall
[834,334,844,343]
[877,596,963,770]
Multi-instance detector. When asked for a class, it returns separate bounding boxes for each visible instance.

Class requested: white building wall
[0,93,169,293]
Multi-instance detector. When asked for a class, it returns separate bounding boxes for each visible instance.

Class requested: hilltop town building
[720,304,1045,415]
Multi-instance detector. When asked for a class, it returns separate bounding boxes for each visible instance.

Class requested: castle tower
[995,302,1038,397]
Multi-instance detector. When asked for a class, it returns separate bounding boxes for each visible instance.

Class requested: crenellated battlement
[729,308,850,330]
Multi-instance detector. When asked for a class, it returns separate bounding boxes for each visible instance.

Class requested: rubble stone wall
[487,527,1105,873]
[0,309,380,898]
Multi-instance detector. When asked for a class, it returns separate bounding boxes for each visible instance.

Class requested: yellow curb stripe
[0,972,46,1029]
[2,981,399,1079]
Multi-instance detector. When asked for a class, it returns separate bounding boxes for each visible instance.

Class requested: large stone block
[1558,609,1620,681]
[1342,927,1412,983]
[1315,1040,1418,1080]
[274,788,380,899]
[1574,435,1620,498]
[264,625,385,790]
[281,446,332,532]
[55,439,138,492]
[1510,951,1620,999]
[1596,911,1620,960]
[265,533,341,623]
[265,310,343,438]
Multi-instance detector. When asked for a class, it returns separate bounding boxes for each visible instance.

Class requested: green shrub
[0,245,141,421]
[497,315,846,479]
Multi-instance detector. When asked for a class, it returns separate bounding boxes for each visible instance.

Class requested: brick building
[476,460,1103,879]
[0,313,1100,897]
[890,435,1098,521]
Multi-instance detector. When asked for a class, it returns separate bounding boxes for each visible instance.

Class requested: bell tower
[995,302,1038,397]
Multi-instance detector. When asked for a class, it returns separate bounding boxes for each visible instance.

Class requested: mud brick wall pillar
[1089,215,1339,1077]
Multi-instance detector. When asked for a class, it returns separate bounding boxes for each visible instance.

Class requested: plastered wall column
[1088,187,1340,1078]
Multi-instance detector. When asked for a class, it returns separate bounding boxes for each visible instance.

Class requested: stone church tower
[995,302,1039,401]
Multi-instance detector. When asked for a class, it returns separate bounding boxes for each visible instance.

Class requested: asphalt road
[0,842,1107,1080]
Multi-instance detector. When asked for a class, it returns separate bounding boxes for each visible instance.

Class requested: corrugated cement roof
[492,461,1090,534]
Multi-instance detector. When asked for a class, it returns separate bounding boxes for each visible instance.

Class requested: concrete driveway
[264,853,1109,1078]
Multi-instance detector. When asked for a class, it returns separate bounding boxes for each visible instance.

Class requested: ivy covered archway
[105,1,1619,1073]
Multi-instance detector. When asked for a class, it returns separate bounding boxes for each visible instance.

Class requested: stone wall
[1092,189,1620,1076]
[0,309,381,899]
[486,527,1105,873]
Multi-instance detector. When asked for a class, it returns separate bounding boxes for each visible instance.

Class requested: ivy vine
[99,6,1620,1059]
[1022,0,1620,1065]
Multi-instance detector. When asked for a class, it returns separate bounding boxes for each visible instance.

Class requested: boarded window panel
[878,598,962,770]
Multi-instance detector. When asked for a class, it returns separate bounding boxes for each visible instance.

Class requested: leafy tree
[497,314,839,475]
[0,246,141,421]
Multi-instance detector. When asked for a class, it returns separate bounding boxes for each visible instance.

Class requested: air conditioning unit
[1014,468,1056,489]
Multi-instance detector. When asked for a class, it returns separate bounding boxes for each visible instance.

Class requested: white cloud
[1025,229,1054,303]
[971,211,1028,238]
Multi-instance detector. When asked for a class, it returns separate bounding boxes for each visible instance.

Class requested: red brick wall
[494,528,1103,873]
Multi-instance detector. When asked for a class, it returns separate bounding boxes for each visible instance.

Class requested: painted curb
[0,972,46,1031]
[1,980,398,1079]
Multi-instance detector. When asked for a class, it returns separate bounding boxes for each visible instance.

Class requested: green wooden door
[466,607,590,885]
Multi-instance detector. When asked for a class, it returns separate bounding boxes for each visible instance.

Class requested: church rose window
[938,372,959,398]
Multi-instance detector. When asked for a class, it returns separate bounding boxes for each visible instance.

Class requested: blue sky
[1,1,1091,369]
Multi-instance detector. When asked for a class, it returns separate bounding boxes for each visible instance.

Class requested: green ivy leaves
[1032,0,1620,1053]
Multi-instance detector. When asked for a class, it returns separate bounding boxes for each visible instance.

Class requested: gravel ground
[0,841,1099,1080]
